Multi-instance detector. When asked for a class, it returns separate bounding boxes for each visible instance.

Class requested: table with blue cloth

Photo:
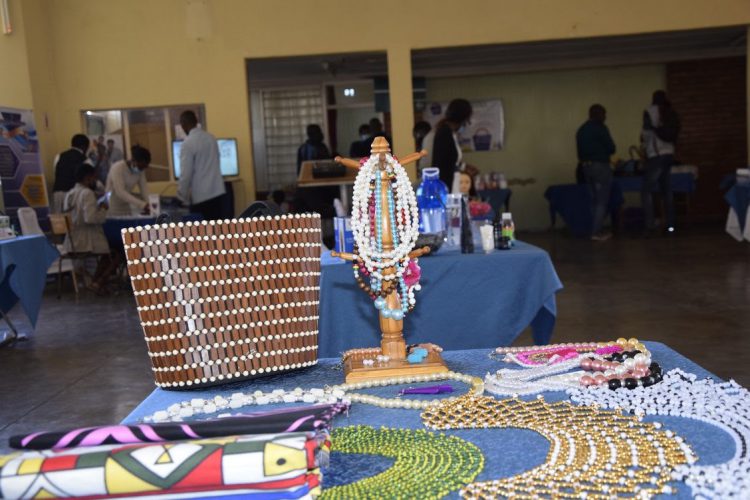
[615,172,696,193]
[0,235,59,337]
[544,183,624,237]
[123,342,726,499]
[724,183,750,241]
[318,241,562,357]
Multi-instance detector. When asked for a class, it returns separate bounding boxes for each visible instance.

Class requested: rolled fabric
[0,432,325,499]
[11,403,348,451]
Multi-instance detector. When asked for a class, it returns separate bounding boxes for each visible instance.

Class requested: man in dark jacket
[53,134,90,212]
[576,104,616,241]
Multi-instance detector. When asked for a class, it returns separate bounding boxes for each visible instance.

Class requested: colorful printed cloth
[0,432,325,499]
[11,404,347,451]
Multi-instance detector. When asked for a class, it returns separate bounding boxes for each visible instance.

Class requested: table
[0,236,58,344]
[544,183,624,237]
[103,217,156,249]
[318,241,562,357]
[297,162,357,214]
[124,342,725,499]
[615,172,696,193]
[724,184,750,241]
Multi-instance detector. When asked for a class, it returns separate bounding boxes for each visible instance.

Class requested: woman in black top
[431,99,473,188]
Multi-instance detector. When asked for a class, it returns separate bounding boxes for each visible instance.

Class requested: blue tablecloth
[318,241,562,357]
[123,342,725,499]
[616,172,696,193]
[0,235,58,327]
[725,184,750,233]
[544,183,624,237]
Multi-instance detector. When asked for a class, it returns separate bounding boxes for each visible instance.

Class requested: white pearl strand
[350,153,419,279]
[143,371,484,423]
[568,368,748,498]
[485,357,589,396]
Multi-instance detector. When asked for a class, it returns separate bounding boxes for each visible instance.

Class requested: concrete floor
[0,226,748,452]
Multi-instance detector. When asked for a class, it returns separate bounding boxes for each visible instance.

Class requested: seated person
[105,145,151,216]
[64,164,119,293]
[456,170,479,200]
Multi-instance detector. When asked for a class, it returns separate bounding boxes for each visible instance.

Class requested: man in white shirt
[105,145,151,216]
[177,110,227,220]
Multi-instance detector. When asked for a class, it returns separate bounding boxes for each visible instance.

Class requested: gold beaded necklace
[422,394,693,499]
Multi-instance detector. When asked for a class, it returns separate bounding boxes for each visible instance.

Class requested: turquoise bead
[374,298,386,310]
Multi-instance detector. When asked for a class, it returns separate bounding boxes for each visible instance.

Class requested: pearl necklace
[350,152,420,317]
[568,368,750,499]
[422,394,694,499]
[494,338,644,367]
[486,349,656,396]
[142,371,484,423]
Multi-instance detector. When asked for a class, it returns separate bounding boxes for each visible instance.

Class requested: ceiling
[246,26,747,87]
[412,26,747,77]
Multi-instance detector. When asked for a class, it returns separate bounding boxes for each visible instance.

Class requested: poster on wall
[0,107,49,229]
[422,100,505,151]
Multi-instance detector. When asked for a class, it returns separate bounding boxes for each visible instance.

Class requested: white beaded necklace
[142,371,484,423]
[568,369,750,498]
[351,153,419,278]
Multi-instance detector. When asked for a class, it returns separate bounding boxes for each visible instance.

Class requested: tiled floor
[0,226,748,452]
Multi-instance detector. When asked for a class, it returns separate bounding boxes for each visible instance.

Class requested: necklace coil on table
[569,368,750,499]
[320,426,484,499]
[422,394,694,499]
[142,371,484,423]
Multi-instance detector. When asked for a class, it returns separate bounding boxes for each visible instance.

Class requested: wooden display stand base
[343,349,448,383]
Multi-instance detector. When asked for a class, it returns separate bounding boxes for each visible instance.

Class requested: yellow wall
[426,65,665,229]
[0,0,33,109]
[9,0,750,210]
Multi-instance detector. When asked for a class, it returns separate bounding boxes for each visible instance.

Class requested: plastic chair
[18,208,79,297]
[48,213,96,298]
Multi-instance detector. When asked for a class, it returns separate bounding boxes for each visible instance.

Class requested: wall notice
[422,100,505,151]
[0,107,49,228]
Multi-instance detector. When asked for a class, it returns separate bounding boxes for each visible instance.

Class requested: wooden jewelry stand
[332,137,448,382]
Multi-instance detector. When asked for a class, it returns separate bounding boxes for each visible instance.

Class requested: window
[251,88,325,192]
[81,104,205,183]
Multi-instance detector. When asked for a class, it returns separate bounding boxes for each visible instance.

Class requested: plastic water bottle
[445,193,462,248]
[416,167,448,238]
[498,212,515,249]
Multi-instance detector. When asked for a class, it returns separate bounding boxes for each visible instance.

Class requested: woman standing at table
[641,90,680,235]
[430,99,475,191]
[64,164,120,294]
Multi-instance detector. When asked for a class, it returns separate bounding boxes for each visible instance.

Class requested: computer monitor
[172,138,239,178]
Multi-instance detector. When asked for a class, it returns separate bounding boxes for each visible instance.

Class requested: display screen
[172,138,239,178]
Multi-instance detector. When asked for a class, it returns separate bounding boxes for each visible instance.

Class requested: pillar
[387,45,416,178]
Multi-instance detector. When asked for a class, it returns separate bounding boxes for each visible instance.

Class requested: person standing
[99,138,124,184]
[576,104,616,241]
[431,98,473,190]
[52,134,90,213]
[367,117,391,146]
[178,110,227,220]
[349,123,371,158]
[641,90,679,235]
[296,124,331,174]
[105,145,151,216]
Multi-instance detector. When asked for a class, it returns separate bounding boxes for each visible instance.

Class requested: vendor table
[318,241,562,357]
[124,342,726,499]
[724,184,750,241]
[0,236,58,345]
[615,172,696,193]
[544,183,624,237]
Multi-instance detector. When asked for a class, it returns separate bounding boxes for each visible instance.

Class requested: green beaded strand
[321,426,484,499]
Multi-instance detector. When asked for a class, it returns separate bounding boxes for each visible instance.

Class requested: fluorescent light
[85,111,93,115]
[344,88,355,97]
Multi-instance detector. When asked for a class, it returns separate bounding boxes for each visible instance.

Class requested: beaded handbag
[122,214,322,389]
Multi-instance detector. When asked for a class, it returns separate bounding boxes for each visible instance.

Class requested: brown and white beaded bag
[122,214,321,389]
